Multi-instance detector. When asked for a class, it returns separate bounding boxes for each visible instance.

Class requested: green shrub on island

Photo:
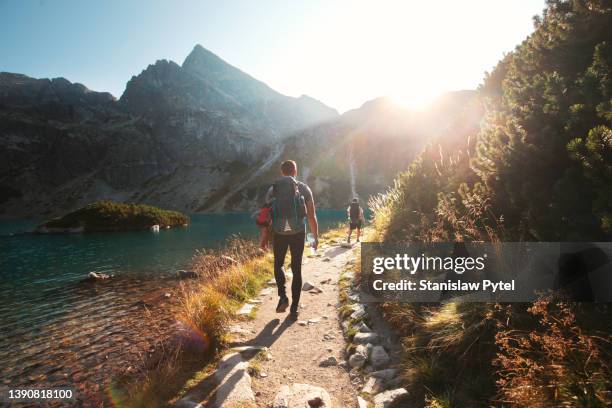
[39,200,189,232]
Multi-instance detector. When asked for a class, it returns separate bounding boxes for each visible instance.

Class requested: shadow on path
[232,315,295,349]
[324,245,351,259]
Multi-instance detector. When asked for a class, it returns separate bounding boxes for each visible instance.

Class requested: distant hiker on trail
[347,198,364,243]
[267,160,318,319]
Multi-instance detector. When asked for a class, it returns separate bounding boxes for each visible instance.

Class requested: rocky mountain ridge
[0,45,337,217]
[0,45,482,217]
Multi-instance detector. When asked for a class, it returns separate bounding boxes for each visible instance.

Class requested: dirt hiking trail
[175,240,407,408]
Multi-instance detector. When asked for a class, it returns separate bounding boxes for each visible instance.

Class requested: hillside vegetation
[38,200,189,232]
[372,0,611,243]
[368,1,612,406]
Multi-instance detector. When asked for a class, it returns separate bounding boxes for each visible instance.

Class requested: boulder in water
[87,271,111,281]
[176,270,198,279]
[132,300,152,308]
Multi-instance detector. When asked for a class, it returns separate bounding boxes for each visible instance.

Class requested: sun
[391,89,439,110]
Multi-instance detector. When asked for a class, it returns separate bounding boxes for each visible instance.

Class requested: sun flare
[391,89,439,110]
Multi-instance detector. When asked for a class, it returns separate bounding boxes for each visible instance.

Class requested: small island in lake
[36,200,189,233]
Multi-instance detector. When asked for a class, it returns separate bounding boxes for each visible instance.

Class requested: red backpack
[256,204,272,227]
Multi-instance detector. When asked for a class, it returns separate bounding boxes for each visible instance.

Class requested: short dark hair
[281,160,297,176]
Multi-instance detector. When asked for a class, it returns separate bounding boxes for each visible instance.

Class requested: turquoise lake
[0,210,350,391]
[1,210,349,286]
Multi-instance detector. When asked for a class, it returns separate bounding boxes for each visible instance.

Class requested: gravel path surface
[232,243,359,407]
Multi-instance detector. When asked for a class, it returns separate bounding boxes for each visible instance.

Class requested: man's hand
[306,200,319,250]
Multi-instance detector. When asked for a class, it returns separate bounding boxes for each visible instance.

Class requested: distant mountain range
[0,44,482,217]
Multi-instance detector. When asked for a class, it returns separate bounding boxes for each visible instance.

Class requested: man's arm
[306,200,319,249]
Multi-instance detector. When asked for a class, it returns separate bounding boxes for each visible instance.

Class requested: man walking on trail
[347,198,364,243]
[267,160,318,319]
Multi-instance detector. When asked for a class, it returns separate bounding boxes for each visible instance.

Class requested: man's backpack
[349,202,360,221]
[271,176,307,234]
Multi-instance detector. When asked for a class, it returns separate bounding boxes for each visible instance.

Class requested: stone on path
[357,396,368,408]
[372,388,408,408]
[319,356,338,367]
[370,346,390,368]
[302,282,315,291]
[214,353,255,407]
[302,281,323,294]
[272,383,332,408]
[353,332,380,344]
[309,287,323,294]
[237,303,255,316]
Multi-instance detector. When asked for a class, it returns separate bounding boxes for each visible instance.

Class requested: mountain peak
[182,44,234,77]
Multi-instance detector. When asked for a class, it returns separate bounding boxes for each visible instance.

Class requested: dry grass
[181,250,273,348]
[494,298,612,407]
[115,237,273,408]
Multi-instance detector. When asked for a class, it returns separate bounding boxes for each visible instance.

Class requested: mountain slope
[203,91,483,211]
[0,45,338,217]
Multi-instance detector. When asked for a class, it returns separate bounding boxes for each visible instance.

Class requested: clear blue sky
[0,0,545,112]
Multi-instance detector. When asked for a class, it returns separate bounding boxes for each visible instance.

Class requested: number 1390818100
[5,388,74,401]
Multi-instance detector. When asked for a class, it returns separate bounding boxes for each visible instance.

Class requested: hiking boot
[276,296,289,313]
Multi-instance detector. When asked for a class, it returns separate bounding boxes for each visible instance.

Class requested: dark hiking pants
[273,231,305,310]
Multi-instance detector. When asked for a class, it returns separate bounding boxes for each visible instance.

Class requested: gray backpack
[271,176,307,234]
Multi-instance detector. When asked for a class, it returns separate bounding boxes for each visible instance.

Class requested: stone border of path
[173,280,273,408]
[337,258,409,408]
